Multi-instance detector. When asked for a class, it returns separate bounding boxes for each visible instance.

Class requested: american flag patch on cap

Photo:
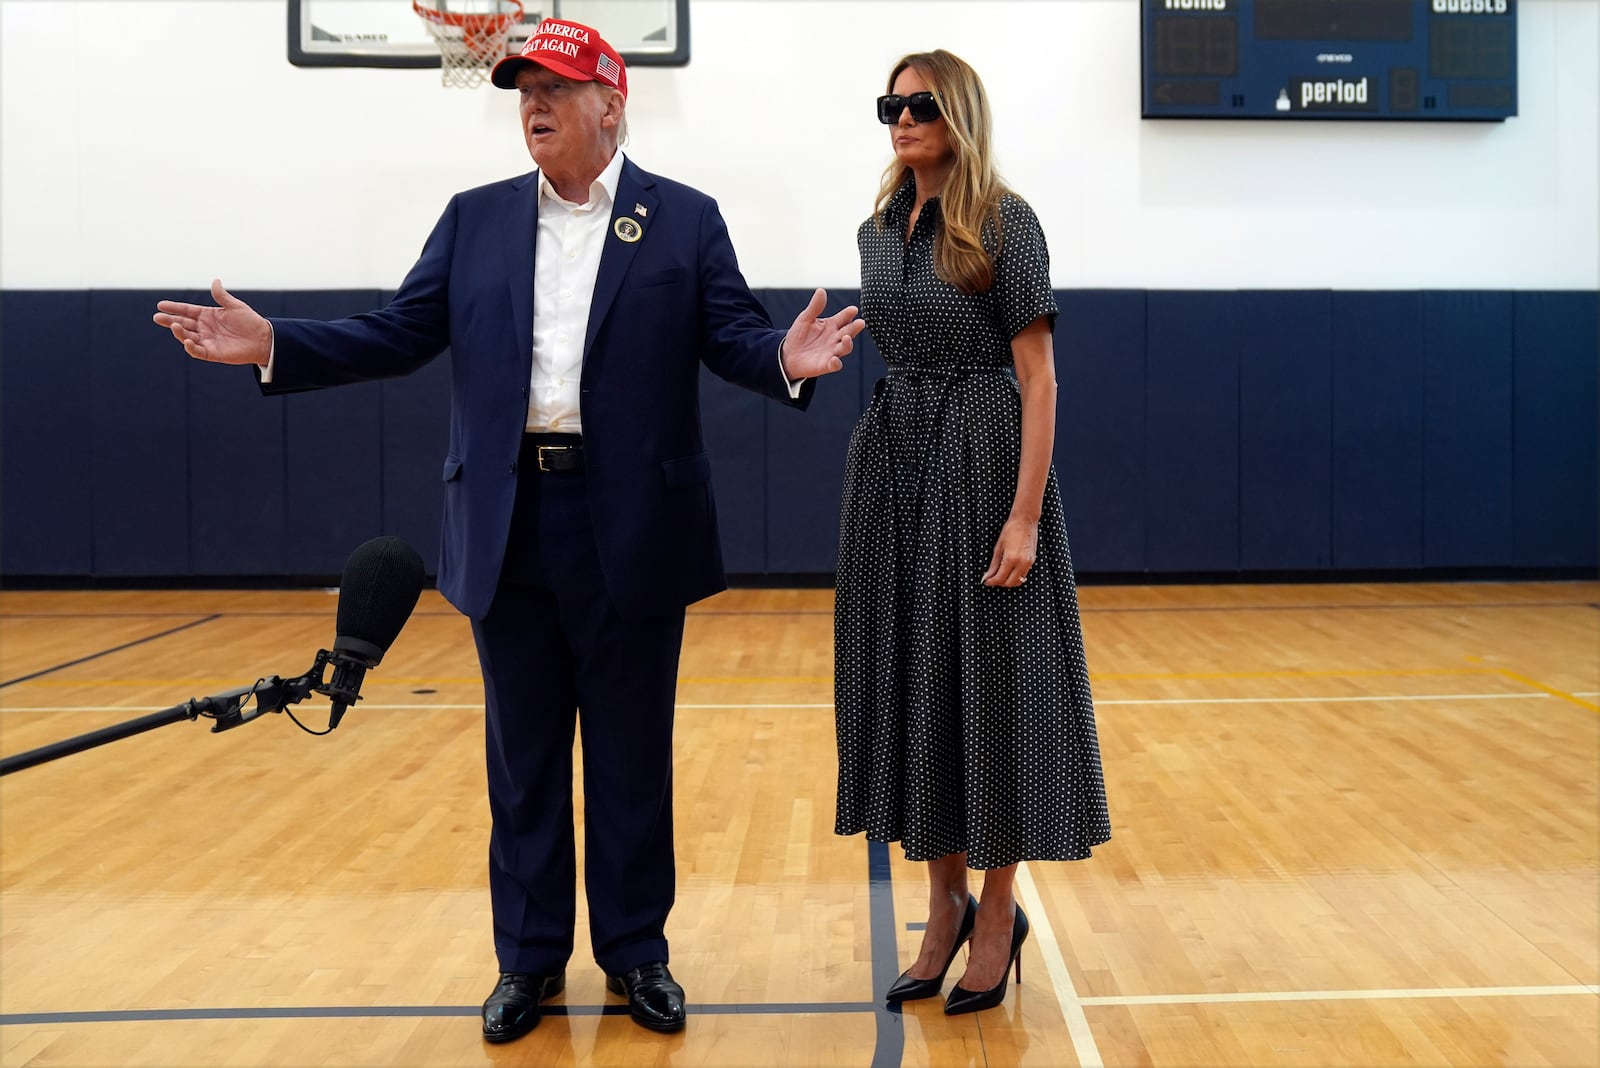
[597,53,621,85]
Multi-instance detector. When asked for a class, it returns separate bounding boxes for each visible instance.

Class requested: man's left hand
[781,288,866,380]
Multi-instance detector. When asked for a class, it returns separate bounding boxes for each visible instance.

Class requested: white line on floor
[1016,862,1104,1067]
[6,693,1597,714]
[1078,984,1600,1006]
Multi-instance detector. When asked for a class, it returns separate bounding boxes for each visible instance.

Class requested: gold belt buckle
[537,445,562,472]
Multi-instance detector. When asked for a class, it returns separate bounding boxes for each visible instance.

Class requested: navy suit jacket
[265,158,814,620]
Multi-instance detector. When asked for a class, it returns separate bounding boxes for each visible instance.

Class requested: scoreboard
[1141,0,1517,121]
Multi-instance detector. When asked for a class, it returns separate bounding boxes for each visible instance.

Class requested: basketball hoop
[413,0,524,89]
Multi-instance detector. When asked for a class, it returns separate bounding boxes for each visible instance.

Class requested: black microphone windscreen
[334,536,425,662]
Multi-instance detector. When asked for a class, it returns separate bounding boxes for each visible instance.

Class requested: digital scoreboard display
[1141,0,1517,120]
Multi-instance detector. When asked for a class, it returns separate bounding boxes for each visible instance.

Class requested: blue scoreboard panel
[1141,0,1517,121]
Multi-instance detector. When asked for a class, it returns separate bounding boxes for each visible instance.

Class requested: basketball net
[412,0,524,89]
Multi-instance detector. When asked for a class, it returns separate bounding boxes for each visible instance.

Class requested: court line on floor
[6,599,1591,621]
[0,1002,879,1026]
[1015,863,1104,1067]
[0,666,1566,689]
[9,666,1583,689]
[0,843,909,1059]
[866,840,906,1068]
[1491,668,1600,712]
[1077,984,1600,1006]
[0,617,222,689]
[7,984,1593,1030]
[1075,601,1599,616]
[690,602,1600,616]
[9,693,1600,714]
[1092,692,1571,706]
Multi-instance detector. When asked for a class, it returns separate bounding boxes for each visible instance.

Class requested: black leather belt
[521,433,584,473]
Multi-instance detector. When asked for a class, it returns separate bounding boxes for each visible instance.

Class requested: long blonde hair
[874,50,1009,295]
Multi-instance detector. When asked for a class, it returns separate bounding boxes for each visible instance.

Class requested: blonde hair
[874,50,1009,294]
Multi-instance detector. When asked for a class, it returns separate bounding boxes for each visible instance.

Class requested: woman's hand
[982,515,1038,587]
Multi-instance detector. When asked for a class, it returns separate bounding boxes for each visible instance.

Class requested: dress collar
[885,174,941,227]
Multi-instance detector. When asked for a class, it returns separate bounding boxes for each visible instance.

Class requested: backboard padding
[288,0,689,68]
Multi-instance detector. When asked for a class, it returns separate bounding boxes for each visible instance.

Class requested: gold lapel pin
[614,216,643,243]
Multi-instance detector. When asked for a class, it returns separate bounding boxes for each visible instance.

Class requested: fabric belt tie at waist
[521,433,584,473]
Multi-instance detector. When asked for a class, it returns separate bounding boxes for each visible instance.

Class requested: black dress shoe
[885,894,979,1002]
[605,961,686,1033]
[944,907,1030,1016]
[481,970,565,1044]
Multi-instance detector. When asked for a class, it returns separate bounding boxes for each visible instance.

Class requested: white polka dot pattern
[833,178,1111,869]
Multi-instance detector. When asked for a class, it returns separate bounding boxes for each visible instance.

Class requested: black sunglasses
[877,92,941,124]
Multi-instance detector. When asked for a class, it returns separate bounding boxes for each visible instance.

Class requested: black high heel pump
[884,894,978,1002]
[943,905,1029,1015]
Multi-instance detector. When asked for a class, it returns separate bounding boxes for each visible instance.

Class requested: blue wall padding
[187,289,287,575]
[1056,290,1147,573]
[1331,291,1425,569]
[1145,291,1241,571]
[1513,291,1599,567]
[89,290,195,575]
[2,287,1593,580]
[1,291,94,575]
[699,360,767,575]
[278,290,387,576]
[380,336,451,574]
[757,289,865,573]
[1423,291,1515,567]
[1238,290,1333,570]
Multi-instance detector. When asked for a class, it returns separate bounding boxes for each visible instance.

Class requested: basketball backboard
[288,0,689,68]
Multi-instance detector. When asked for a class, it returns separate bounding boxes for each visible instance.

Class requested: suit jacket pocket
[634,267,688,290]
[661,452,711,488]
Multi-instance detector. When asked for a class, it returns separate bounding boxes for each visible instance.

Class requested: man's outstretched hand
[153,279,272,366]
[780,288,866,381]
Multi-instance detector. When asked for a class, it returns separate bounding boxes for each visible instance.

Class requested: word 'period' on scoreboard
[1141,0,1517,121]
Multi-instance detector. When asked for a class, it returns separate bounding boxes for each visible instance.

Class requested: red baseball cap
[491,18,627,97]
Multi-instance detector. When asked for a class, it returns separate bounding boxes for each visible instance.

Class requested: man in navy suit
[154,17,863,1044]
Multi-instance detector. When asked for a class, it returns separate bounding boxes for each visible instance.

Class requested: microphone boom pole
[0,656,345,777]
[0,686,255,777]
[0,703,202,776]
[0,536,424,777]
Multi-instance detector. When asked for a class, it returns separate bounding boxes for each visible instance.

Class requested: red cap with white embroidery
[490,18,627,97]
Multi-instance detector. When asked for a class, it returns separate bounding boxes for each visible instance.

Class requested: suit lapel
[506,171,539,366]
[585,160,659,361]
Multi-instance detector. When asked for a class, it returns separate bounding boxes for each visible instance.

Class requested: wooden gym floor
[1,581,1596,1067]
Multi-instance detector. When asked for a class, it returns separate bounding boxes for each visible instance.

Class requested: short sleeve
[991,195,1058,339]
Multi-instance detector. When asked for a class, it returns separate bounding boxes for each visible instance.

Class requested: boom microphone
[0,536,426,773]
[325,536,426,729]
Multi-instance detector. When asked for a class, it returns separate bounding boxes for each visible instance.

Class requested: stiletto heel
[943,906,1029,1015]
[884,894,978,1002]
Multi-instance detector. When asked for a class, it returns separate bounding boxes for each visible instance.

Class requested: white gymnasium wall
[1,0,1596,291]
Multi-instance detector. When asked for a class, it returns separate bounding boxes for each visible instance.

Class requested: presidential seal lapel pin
[614,216,643,243]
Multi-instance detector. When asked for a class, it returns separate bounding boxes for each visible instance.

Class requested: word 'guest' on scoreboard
[1141,0,1517,120]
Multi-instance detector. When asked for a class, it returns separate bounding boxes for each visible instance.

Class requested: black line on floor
[0,1001,883,1026]
[868,839,906,1068]
[0,616,223,688]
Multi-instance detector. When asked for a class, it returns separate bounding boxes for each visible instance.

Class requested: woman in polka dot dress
[833,50,1111,1016]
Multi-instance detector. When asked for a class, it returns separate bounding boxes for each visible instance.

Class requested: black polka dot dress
[833,177,1111,869]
